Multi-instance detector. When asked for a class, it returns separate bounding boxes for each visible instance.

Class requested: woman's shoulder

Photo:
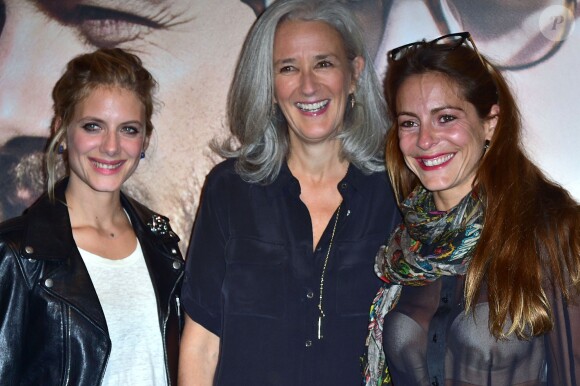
[0,212,41,271]
[204,158,248,189]
[535,183,580,235]
[207,158,238,178]
[121,194,180,241]
[349,166,397,198]
[0,193,54,245]
[0,214,28,249]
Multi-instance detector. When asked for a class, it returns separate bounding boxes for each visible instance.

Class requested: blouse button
[24,246,34,254]
[340,182,348,190]
[305,340,312,347]
[171,248,178,254]
[44,278,54,288]
[172,261,182,270]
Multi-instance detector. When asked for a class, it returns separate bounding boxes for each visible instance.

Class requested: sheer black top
[383,275,580,385]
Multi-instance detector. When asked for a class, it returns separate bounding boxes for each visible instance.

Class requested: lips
[295,99,329,115]
[416,153,455,169]
[90,158,125,172]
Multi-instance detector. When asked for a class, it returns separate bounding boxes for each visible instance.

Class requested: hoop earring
[140,151,146,159]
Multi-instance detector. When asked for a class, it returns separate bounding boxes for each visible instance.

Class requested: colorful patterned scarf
[363,186,484,386]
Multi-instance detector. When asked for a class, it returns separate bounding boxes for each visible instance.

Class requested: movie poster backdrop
[0,0,577,248]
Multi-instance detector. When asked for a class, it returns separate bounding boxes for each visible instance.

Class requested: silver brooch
[148,215,170,236]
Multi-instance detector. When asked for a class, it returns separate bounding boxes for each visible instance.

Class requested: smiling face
[396,72,498,210]
[66,86,147,198]
[273,20,363,146]
[0,0,254,235]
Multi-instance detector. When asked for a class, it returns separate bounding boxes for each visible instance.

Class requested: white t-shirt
[79,240,168,386]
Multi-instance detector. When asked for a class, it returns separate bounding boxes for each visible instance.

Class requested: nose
[299,69,318,96]
[417,124,438,150]
[0,1,85,145]
[101,130,120,156]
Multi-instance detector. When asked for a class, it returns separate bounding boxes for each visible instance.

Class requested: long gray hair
[215,0,389,184]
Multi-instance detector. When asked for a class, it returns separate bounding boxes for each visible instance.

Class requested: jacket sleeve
[0,237,32,384]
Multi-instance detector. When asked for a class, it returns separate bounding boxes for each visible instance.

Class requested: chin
[81,177,126,194]
[419,180,453,194]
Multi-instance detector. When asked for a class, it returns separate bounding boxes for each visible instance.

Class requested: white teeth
[422,154,454,167]
[296,100,329,112]
[93,161,122,170]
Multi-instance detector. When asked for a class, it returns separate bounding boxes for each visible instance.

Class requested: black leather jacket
[0,180,184,385]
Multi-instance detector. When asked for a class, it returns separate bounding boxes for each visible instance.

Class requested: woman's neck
[65,180,124,230]
[287,139,347,183]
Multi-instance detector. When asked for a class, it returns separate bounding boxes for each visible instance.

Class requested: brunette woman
[364,32,580,386]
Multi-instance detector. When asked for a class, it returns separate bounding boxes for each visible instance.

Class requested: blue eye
[121,126,141,135]
[82,123,101,132]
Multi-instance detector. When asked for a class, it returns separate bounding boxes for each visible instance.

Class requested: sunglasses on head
[388,32,483,64]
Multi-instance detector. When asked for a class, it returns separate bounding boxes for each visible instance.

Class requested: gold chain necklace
[317,203,341,340]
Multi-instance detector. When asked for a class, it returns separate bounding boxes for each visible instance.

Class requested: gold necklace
[317,203,341,340]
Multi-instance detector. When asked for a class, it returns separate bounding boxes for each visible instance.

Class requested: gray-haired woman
[178,1,400,385]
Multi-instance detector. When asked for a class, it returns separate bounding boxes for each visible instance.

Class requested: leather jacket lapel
[122,193,183,322]
[22,181,108,333]
[41,249,109,334]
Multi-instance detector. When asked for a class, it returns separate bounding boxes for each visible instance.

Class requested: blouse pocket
[224,237,287,319]
[335,238,384,316]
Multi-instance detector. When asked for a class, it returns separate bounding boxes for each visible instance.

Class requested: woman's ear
[52,116,63,134]
[484,104,500,140]
[349,56,365,94]
[143,136,150,151]
[53,116,67,145]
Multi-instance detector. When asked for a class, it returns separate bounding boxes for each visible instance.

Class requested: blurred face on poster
[0,0,255,238]
[0,0,577,244]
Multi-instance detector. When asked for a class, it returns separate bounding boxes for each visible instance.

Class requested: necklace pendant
[318,315,323,339]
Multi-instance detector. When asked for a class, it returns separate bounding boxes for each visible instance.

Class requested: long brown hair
[384,41,580,339]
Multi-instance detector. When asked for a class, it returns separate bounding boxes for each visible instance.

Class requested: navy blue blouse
[182,159,401,386]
